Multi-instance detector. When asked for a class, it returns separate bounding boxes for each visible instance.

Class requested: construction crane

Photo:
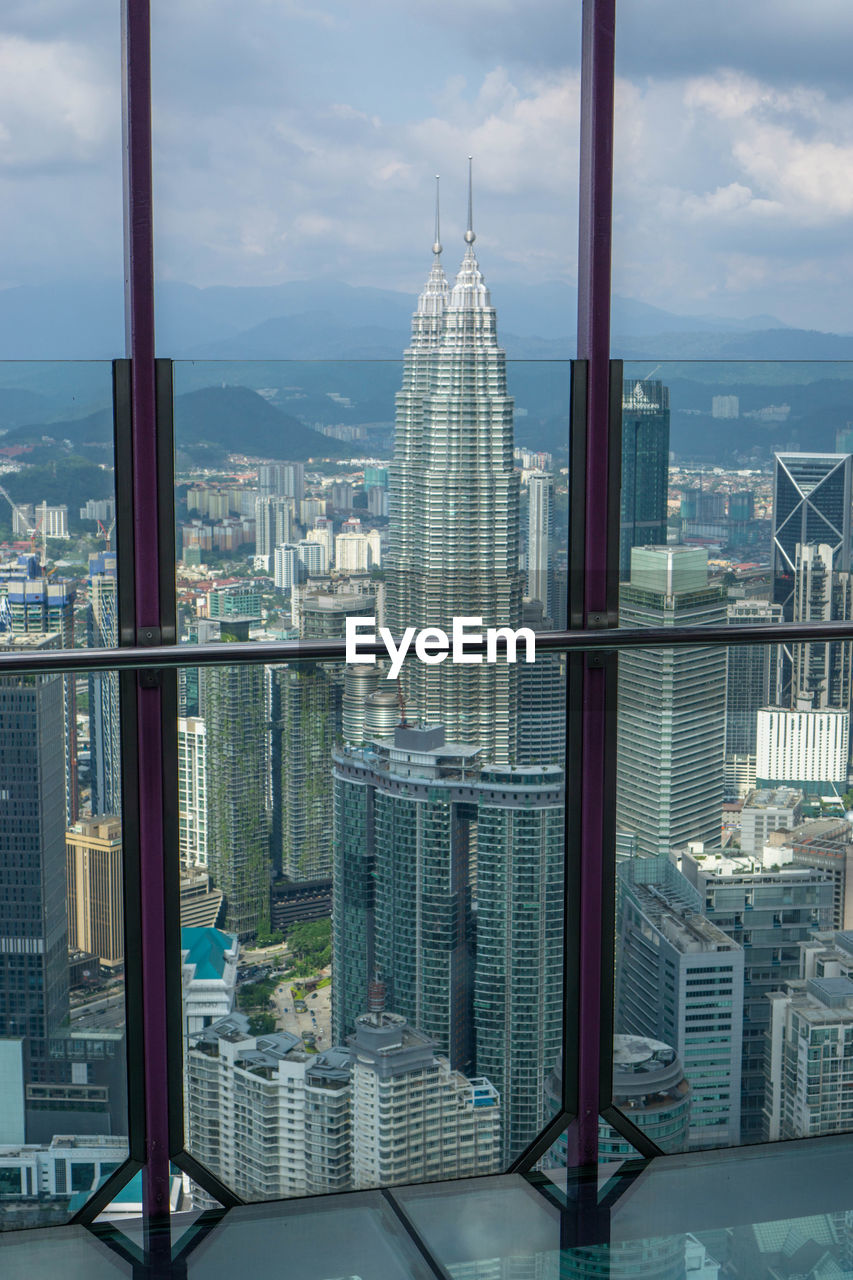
[96,517,117,551]
[0,486,47,566]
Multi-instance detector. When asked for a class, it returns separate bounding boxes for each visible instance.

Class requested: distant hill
[0,385,348,462]
[174,385,347,459]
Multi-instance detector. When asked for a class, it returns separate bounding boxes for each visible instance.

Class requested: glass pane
[392,1175,562,1279]
[613,7,847,341]
[184,1192,433,1280]
[614,639,853,1156]
[0,1222,131,1278]
[617,361,853,630]
[178,649,564,1201]
[0,365,130,1230]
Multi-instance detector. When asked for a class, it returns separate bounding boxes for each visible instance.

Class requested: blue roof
[181,926,237,979]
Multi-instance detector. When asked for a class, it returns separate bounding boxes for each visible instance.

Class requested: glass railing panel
[0,367,131,1231]
[0,1220,131,1276]
[183,1191,433,1280]
[0,736,131,1230]
[617,360,853,636]
[613,7,841,356]
[176,648,564,1203]
[171,359,569,648]
[612,638,853,1159]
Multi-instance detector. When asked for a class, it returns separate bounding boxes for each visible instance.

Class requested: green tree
[248,1013,277,1035]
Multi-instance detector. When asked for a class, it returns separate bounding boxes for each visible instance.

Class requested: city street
[270,970,332,1049]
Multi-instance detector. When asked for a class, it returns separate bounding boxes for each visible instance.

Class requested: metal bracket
[138,625,162,687]
[585,649,614,669]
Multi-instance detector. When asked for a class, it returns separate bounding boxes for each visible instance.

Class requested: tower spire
[432,174,442,256]
[465,155,476,245]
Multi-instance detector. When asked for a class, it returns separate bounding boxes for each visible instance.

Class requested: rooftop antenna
[432,174,442,256]
[464,155,476,245]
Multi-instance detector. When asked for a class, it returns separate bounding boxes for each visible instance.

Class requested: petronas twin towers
[386,170,523,763]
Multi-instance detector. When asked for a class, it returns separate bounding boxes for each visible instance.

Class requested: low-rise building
[739,787,802,854]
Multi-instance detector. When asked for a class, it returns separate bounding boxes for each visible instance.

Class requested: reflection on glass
[0,365,128,1230]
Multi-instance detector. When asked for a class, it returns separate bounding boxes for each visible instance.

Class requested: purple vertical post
[122,0,170,1223]
[568,0,616,1168]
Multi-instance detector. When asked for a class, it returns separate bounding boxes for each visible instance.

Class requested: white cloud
[0,35,116,169]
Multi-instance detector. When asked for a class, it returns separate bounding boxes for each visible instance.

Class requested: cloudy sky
[1,1,853,332]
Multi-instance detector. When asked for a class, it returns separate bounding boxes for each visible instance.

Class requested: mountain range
[1,277,851,363]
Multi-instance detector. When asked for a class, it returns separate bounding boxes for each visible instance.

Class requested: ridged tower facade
[386,171,522,763]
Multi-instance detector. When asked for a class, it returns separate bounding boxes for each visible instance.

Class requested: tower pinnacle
[464,155,476,245]
[432,174,442,256]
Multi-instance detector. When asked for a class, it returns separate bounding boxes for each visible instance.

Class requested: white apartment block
[766,974,853,1140]
[186,1006,500,1205]
[186,1015,351,1205]
[349,1009,500,1190]
[178,716,208,869]
[334,529,381,574]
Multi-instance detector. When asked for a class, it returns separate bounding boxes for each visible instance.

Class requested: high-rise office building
[385,196,522,763]
[65,817,124,969]
[788,820,853,930]
[789,542,853,710]
[616,856,744,1148]
[178,716,208,870]
[202,619,269,939]
[616,547,727,855]
[88,554,120,819]
[526,471,555,620]
[1,562,78,824]
[269,663,340,881]
[772,453,852,618]
[517,602,566,767]
[725,599,782,800]
[0,635,69,1073]
[619,379,670,581]
[332,723,563,1163]
[681,849,834,1141]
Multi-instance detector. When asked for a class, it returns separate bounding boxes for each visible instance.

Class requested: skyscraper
[332,723,563,1163]
[0,635,69,1074]
[88,553,120,819]
[269,663,340,881]
[789,542,853,710]
[681,849,834,1142]
[616,547,727,855]
[178,716,208,870]
[619,379,670,581]
[772,453,852,618]
[616,855,744,1147]
[202,619,269,939]
[526,471,555,620]
[386,174,522,763]
[1,560,78,824]
[725,599,782,800]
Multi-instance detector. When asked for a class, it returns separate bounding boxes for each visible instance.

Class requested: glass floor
[4,1134,853,1278]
